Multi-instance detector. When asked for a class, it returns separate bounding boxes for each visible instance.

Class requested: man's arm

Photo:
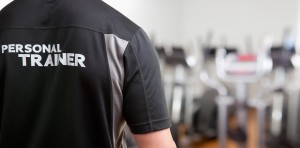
[133,128,176,148]
[123,29,174,147]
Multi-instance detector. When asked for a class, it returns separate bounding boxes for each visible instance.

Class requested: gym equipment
[197,42,236,141]
[215,39,272,148]
[155,30,298,148]
[162,46,195,146]
[289,54,300,147]
[248,66,285,148]
[265,30,296,148]
[200,63,233,148]
[196,32,238,147]
[195,33,219,139]
[280,31,299,148]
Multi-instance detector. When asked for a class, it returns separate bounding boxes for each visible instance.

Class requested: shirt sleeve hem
[129,118,171,134]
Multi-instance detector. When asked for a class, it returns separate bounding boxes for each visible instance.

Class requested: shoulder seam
[122,28,142,54]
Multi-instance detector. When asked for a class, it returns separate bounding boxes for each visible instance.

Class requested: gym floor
[189,109,257,148]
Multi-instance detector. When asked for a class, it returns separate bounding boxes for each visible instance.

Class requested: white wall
[0,0,13,10]
[182,0,298,52]
[104,0,298,52]
[103,0,184,46]
[297,0,300,52]
[1,0,299,51]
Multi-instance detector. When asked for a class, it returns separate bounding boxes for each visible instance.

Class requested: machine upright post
[217,96,233,148]
[257,101,266,148]
[235,83,248,148]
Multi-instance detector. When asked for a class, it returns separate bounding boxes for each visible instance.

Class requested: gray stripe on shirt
[104,34,128,148]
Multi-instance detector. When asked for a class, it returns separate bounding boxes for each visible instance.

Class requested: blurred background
[1,0,300,148]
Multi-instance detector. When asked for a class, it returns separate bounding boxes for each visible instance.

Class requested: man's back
[0,0,170,147]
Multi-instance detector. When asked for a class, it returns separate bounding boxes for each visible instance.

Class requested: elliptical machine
[161,46,196,147]
[199,49,234,148]
[193,31,236,143]
[289,52,300,147]
[215,38,273,148]
[197,36,237,141]
[266,30,298,148]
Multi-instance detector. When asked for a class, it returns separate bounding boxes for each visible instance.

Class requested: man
[0,0,176,147]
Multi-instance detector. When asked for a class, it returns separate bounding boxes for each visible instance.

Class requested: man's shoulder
[69,0,141,41]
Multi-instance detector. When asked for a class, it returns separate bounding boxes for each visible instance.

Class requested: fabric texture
[0,0,170,147]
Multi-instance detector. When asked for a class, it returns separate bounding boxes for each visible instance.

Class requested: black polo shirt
[0,0,170,147]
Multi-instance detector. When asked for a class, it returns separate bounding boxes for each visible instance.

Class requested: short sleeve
[123,29,171,134]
